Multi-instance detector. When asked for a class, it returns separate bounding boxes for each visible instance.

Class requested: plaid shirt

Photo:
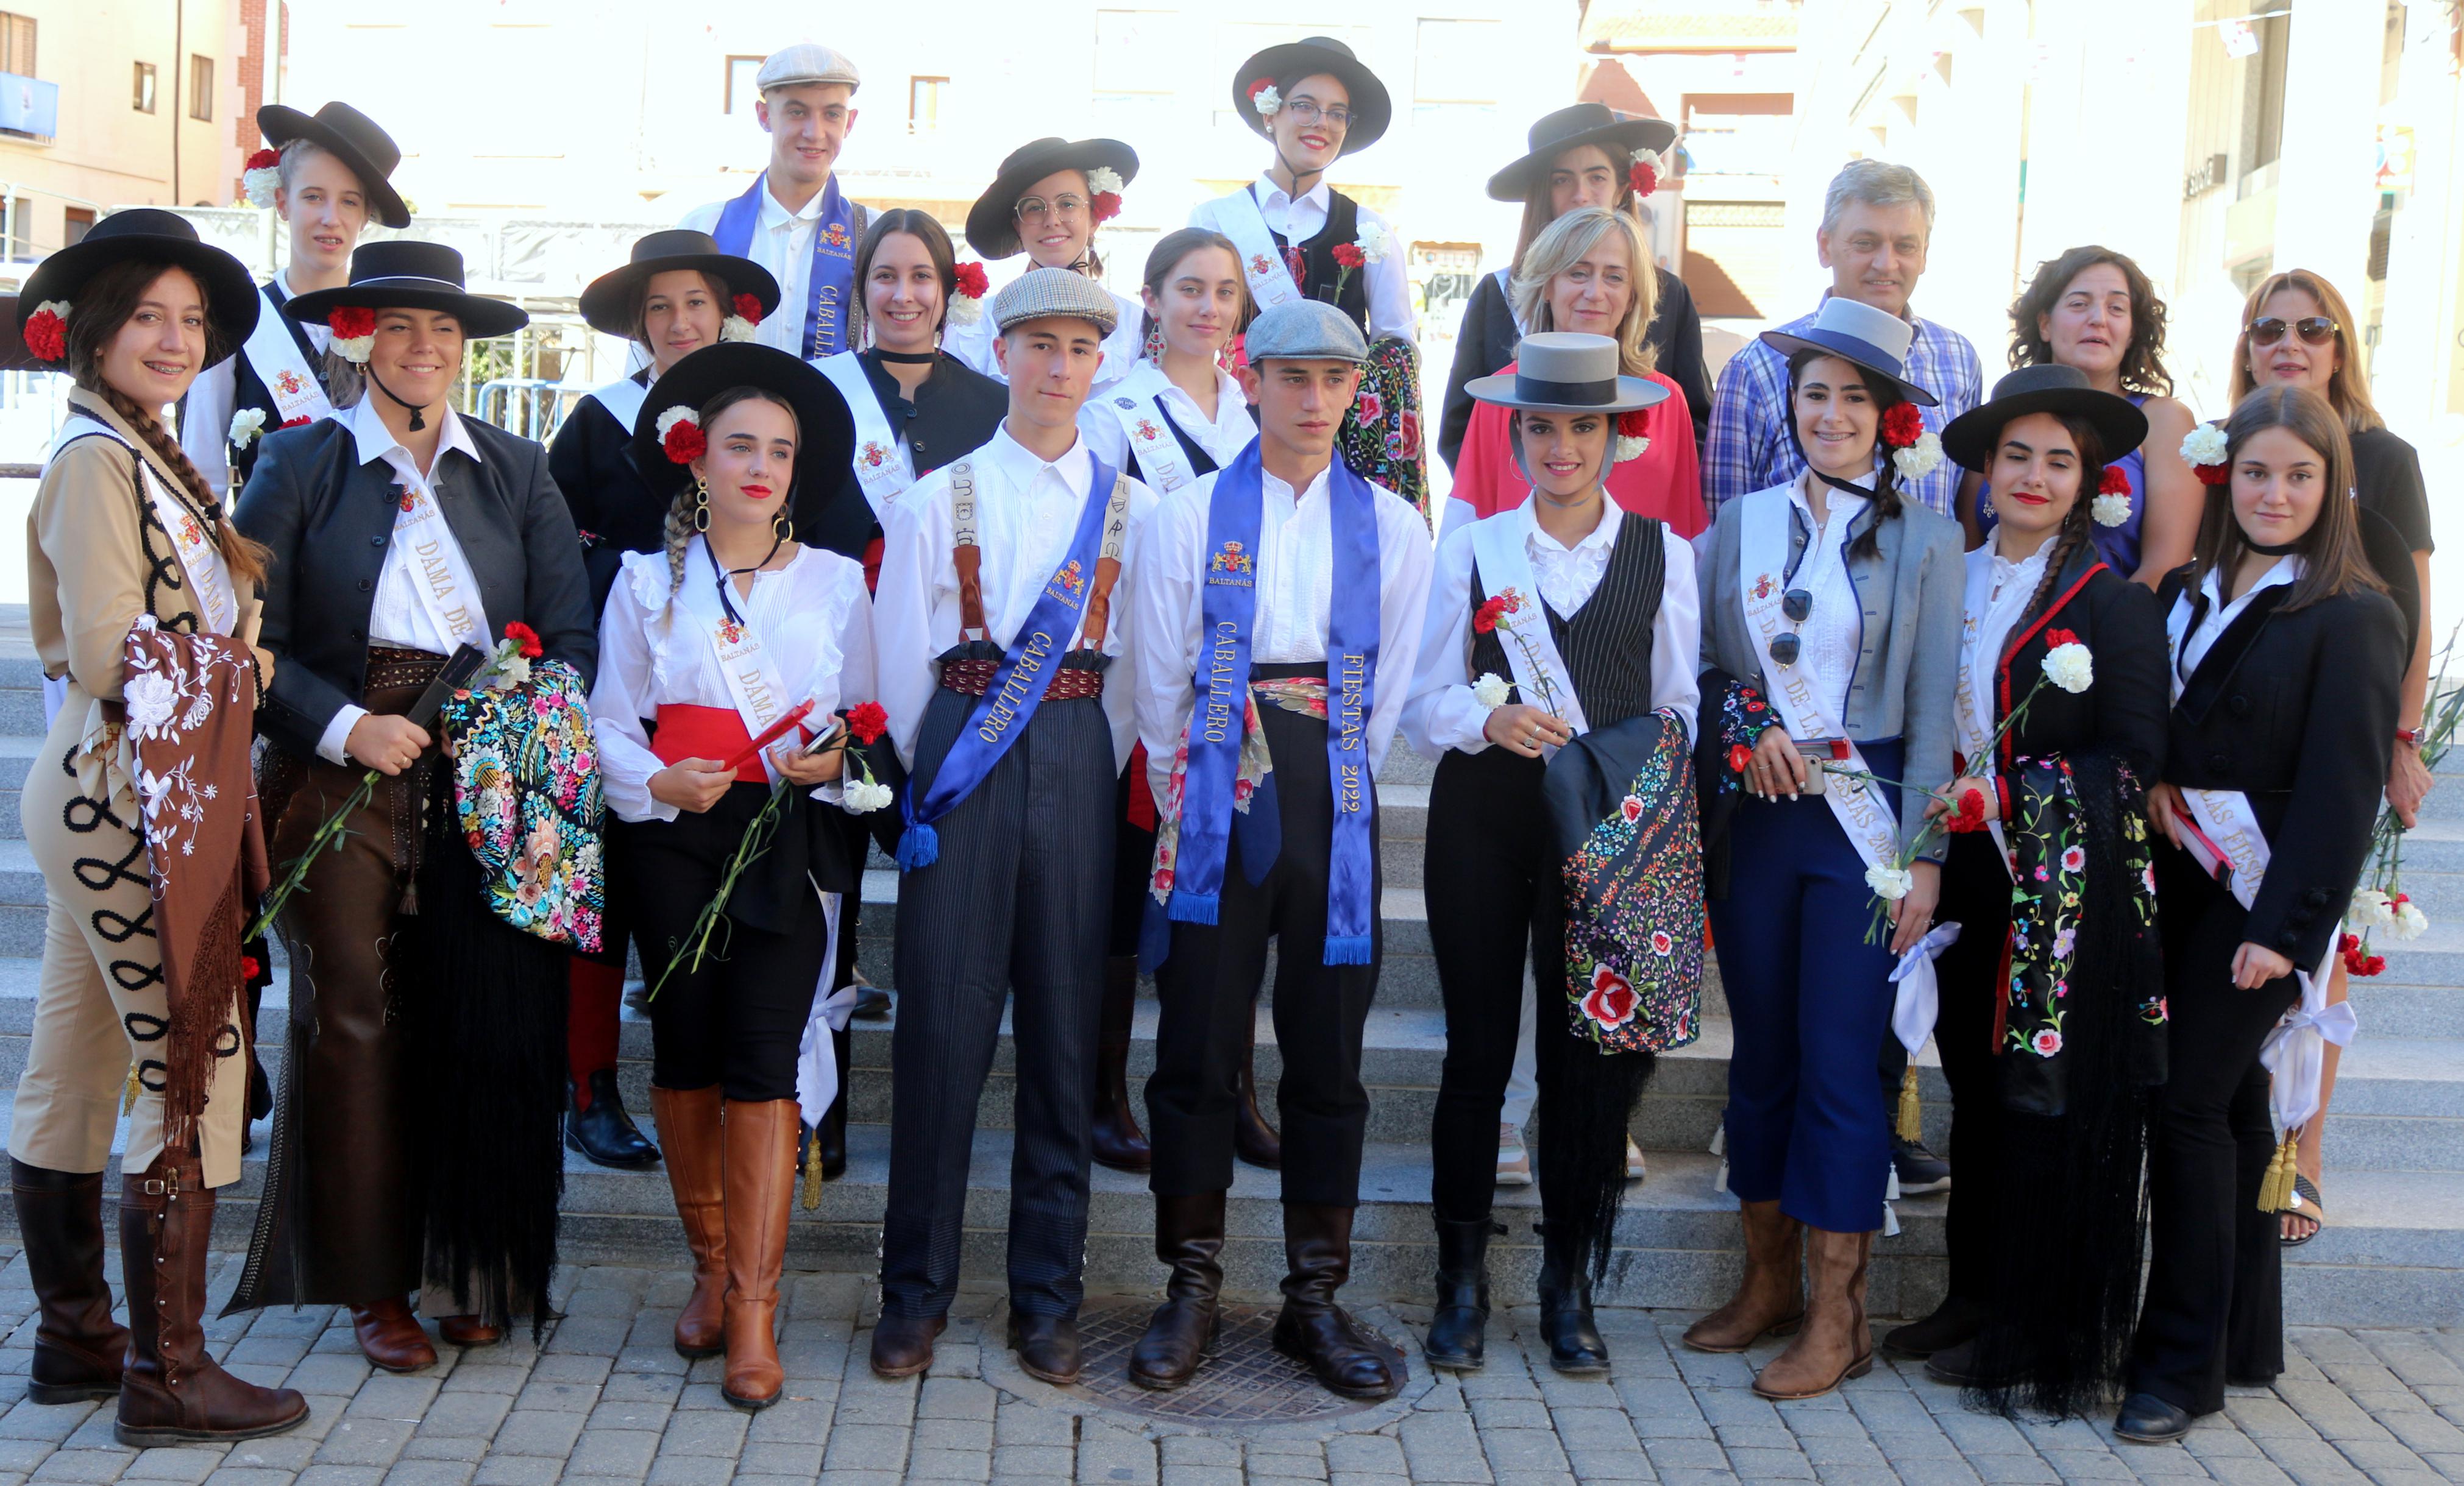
[1702,303,1984,518]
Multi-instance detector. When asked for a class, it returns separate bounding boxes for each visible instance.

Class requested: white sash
[1101,385,1198,496]
[2161,587,2284,918]
[1736,486,1903,873]
[1466,499,1591,751]
[54,416,239,637]
[584,373,648,437]
[813,352,914,517]
[389,481,490,653]
[241,285,330,428]
[1209,188,1302,314]
[676,536,800,784]
[1951,546,2043,870]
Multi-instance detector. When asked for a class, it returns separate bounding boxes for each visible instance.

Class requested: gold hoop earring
[692,476,711,532]
[772,508,793,544]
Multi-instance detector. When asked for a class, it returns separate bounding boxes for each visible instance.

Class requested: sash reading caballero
[1168,441,1382,966]
[712,172,858,361]
[896,453,1131,870]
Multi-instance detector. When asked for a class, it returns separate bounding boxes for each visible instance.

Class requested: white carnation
[2043,642,2094,694]
[1472,672,1511,709]
[1890,431,1944,481]
[1252,84,1282,116]
[330,333,374,364]
[2390,900,2430,941]
[2349,888,2395,928]
[1614,433,1650,463]
[1087,166,1124,195]
[945,291,982,327]
[843,776,894,814]
[2092,493,2131,527]
[2181,423,2228,467]
[1865,865,1913,900]
[243,165,281,210]
[227,408,268,448]
[1354,224,1392,264]
[488,655,531,692]
[719,314,758,343]
[655,406,699,439]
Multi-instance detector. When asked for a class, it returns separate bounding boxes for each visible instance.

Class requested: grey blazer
[1695,478,1964,857]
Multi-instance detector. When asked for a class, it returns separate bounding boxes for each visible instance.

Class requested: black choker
[873,349,937,364]
[2246,539,2301,556]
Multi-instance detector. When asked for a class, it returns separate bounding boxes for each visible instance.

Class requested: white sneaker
[1625,1136,1647,1184]
[1497,1123,1533,1186]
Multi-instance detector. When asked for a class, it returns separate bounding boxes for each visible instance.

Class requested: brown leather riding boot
[1752,1228,1873,1400]
[720,1099,797,1410]
[650,1084,728,1358]
[1234,1013,1281,1170]
[1682,1199,1806,1353]
[1128,1191,1227,1390]
[11,1160,129,1403]
[116,1152,309,1447]
[1092,957,1151,1173]
[1270,1203,1398,1400]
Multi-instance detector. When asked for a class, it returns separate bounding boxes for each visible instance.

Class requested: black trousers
[1931,830,2012,1302]
[881,685,1114,1320]
[2130,851,2297,1417]
[1147,693,1377,1206]
[622,783,830,1103]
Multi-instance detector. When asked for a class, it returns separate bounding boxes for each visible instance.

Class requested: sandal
[2279,1174,2324,1247]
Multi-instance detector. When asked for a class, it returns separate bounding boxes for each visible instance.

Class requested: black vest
[1470,511,1666,730]
[1265,188,1370,331]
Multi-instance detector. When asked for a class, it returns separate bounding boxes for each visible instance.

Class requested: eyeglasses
[1767,589,1812,667]
[2249,316,2339,348]
[1282,99,1353,130]
[1015,195,1089,223]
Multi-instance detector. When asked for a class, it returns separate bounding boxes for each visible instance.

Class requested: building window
[1414,19,1501,106]
[723,54,763,115]
[1094,11,1175,96]
[0,13,34,76]
[132,60,156,113]
[908,76,946,132]
[63,207,93,246]
[188,54,212,121]
[2243,7,2292,174]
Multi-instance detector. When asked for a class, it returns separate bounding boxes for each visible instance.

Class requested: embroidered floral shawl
[441,659,606,952]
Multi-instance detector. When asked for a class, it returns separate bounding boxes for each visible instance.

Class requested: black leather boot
[817,1024,850,1180]
[565,1070,659,1169]
[1092,957,1152,1173]
[1423,1217,1493,1373]
[1537,1235,1610,1377]
[1129,1191,1226,1390]
[1234,1013,1281,1170]
[1271,1203,1399,1399]
[10,1159,128,1403]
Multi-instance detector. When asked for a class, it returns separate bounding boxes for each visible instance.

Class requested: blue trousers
[1706,739,1903,1234]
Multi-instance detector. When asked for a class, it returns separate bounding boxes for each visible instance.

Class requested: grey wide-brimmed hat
[991,266,1119,336]
[1940,363,2150,472]
[1465,332,1669,415]
[578,230,782,341]
[757,43,861,94]
[1758,297,1938,406]
[965,138,1141,260]
[1486,104,1677,203]
[1243,300,1368,364]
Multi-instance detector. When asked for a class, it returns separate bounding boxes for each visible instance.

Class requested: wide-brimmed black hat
[285,240,528,339]
[1232,37,1391,155]
[1942,364,2148,472]
[17,208,259,350]
[578,231,783,341]
[630,343,856,518]
[1486,104,1677,202]
[1758,297,1938,407]
[257,101,411,228]
[964,138,1141,260]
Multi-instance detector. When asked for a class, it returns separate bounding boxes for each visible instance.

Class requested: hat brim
[1757,327,1939,407]
[1485,118,1677,202]
[628,342,857,514]
[257,104,412,229]
[1940,384,2150,472]
[578,255,784,340]
[1232,44,1392,156]
[1465,369,1668,416]
[965,140,1141,260]
[285,278,530,340]
[18,232,261,350]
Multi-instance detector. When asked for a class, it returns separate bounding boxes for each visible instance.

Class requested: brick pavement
[0,1254,2459,1486]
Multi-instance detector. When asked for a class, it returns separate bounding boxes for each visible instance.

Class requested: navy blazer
[235,412,598,762]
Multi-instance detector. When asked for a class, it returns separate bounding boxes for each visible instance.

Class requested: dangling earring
[772,508,793,544]
[692,476,711,532]
[1144,320,1166,364]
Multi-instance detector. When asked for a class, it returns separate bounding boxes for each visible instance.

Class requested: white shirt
[180,273,335,497]
[872,423,1156,771]
[313,397,492,765]
[2177,556,2301,682]
[1077,360,1255,476]
[942,286,1145,395]
[589,540,877,823]
[1401,500,1701,759]
[1131,459,1435,809]
[678,177,850,360]
[1956,531,2053,767]
[1780,472,1869,720]
[1191,177,1418,344]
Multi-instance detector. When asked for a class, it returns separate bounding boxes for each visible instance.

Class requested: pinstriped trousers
[879,681,1116,1321]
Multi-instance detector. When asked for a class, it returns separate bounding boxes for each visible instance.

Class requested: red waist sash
[651,704,754,768]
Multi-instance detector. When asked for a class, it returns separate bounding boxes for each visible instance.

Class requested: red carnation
[2342,932,2362,953]
[22,308,64,363]
[662,419,707,464]
[328,305,377,340]
[505,621,543,659]
[1628,160,1659,198]
[732,292,764,325]
[241,954,262,981]
[1880,401,1924,449]
[2193,459,2231,487]
[2098,465,2131,497]
[279,414,311,429]
[952,261,990,300]
[1727,744,1752,775]
[1472,596,1508,634]
[1090,191,1123,225]
[1948,787,1986,833]
[2362,954,2387,977]
[845,701,889,746]
[1617,409,1650,437]
[245,147,280,171]
[1332,242,1366,271]
[2045,628,2079,648]
[1246,77,1276,104]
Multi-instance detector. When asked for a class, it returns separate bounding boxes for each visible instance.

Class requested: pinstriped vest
[1469,511,1667,731]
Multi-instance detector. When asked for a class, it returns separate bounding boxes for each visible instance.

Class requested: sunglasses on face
[2249,316,2338,348]
[1767,588,1814,667]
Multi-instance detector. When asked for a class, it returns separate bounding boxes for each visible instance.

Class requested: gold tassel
[1895,1065,1923,1144]
[2257,1130,2299,1212]
[801,1132,823,1211]
[121,1064,141,1115]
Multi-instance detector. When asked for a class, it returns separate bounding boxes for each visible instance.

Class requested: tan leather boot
[720,1099,797,1409]
[650,1085,727,1358]
[1682,1200,1806,1353]
[1752,1228,1873,1400]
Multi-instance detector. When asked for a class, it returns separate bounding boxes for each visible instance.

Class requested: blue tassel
[1322,934,1373,967]
[1168,890,1220,926]
[895,821,939,871]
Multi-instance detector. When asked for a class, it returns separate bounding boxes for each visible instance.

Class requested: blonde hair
[1510,207,1658,377]
[2227,269,2382,435]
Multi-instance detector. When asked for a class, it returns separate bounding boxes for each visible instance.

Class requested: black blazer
[235,414,599,762]
[1981,547,2170,784]
[2156,566,2404,969]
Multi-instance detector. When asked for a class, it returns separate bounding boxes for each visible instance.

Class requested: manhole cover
[1056,1299,1407,1425]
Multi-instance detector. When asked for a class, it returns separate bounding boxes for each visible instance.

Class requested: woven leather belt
[939,658,1105,701]
[365,646,448,695]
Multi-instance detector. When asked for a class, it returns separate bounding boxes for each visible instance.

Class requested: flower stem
[247,768,378,942]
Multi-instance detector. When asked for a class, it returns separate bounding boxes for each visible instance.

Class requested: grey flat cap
[758,44,861,94]
[992,266,1120,336]
[1244,299,1369,364]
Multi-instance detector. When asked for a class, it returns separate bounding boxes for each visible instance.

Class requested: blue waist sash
[712,172,856,360]
[1170,441,1381,966]
[896,456,1120,869]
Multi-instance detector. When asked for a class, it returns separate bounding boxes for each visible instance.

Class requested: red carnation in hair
[2098,465,2131,496]
[731,292,764,325]
[1628,159,1659,197]
[245,147,280,171]
[505,621,544,659]
[951,261,990,300]
[328,305,377,340]
[1617,409,1650,437]
[1331,242,1366,270]
[2194,459,2231,487]
[21,308,65,363]
[1879,401,1924,449]
[1246,77,1276,104]
[845,701,889,746]
[1090,191,1123,224]
[662,419,706,464]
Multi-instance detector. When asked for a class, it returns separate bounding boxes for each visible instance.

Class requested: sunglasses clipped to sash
[2247,316,2339,348]
[1768,586,1814,667]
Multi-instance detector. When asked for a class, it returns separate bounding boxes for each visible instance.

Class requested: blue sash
[896,456,1121,870]
[1168,442,1381,966]
[712,173,857,360]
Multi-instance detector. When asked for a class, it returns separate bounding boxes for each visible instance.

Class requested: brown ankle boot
[1234,1013,1281,1170]
[1752,1228,1873,1400]
[1092,957,1151,1173]
[116,1153,309,1447]
[1129,1191,1227,1390]
[720,1099,797,1410]
[650,1085,727,1359]
[1683,1199,1806,1353]
[11,1160,129,1403]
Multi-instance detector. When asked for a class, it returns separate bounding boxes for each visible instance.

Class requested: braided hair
[1784,347,1905,561]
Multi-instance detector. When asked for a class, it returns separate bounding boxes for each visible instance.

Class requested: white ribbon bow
[1889,922,1963,1056]
[2260,968,2359,1140]
[795,982,862,1127]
